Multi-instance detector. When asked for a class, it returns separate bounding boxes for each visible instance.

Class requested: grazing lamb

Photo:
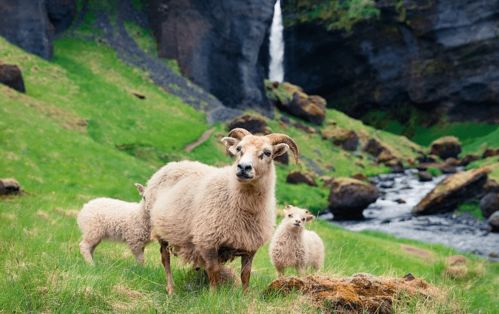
[77,183,151,265]
[269,205,324,276]
[146,128,299,294]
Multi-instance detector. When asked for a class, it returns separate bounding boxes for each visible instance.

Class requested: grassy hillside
[1,25,498,314]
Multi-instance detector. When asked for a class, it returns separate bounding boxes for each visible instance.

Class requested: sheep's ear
[305,213,315,222]
[135,183,145,197]
[272,143,289,158]
[221,137,239,156]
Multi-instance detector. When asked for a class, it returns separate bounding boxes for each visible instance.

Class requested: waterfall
[268,0,284,82]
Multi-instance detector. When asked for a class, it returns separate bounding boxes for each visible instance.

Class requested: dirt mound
[265,274,439,313]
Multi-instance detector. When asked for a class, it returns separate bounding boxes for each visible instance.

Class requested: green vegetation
[1,13,498,313]
[283,0,380,31]
[457,202,483,220]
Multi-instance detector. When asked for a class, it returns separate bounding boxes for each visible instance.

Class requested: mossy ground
[1,16,498,313]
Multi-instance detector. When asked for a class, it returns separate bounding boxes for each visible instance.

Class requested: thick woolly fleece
[270,206,324,275]
[77,197,150,264]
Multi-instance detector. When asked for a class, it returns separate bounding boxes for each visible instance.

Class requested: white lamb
[145,128,299,294]
[77,183,150,265]
[269,205,325,276]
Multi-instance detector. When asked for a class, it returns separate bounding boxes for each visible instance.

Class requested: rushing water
[268,0,284,82]
[321,169,499,260]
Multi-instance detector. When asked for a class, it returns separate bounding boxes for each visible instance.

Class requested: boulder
[412,168,489,215]
[0,178,21,195]
[321,126,359,151]
[227,114,269,135]
[265,81,326,124]
[328,178,379,220]
[386,159,404,173]
[0,64,25,93]
[482,148,499,159]
[146,0,274,112]
[480,193,499,218]
[430,136,462,160]
[363,138,386,157]
[286,171,317,187]
[459,154,480,166]
[489,211,499,232]
[377,149,395,163]
[418,171,433,182]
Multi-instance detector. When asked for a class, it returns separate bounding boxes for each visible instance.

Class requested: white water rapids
[269,0,284,82]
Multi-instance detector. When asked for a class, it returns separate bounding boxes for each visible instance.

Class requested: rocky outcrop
[480,192,499,218]
[412,168,489,215]
[0,0,76,59]
[0,64,25,93]
[0,0,53,59]
[266,81,326,124]
[328,178,379,220]
[146,0,275,112]
[286,171,317,186]
[282,0,499,123]
[0,178,21,195]
[321,126,359,151]
[489,211,499,232]
[418,171,433,182]
[227,114,269,134]
[430,136,461,160]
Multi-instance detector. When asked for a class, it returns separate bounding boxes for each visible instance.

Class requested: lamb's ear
[134,183,145,197]
[305,213,315,222]
[272,143,289,158]
[221,137,239,156]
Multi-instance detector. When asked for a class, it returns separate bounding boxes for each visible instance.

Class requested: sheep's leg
[130,244,145,265]
[201,249,221,291]
[276,266,285,277]
[241,251,256,293]
[79,238,100,265]
[159,240,174,295]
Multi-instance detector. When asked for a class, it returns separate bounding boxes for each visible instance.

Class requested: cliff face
[0,0,76,59]
[283,0,499,123]
[146,0,275,112]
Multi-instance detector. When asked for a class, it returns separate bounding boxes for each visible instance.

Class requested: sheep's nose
[237,163,252,172]
[295,219,301,224]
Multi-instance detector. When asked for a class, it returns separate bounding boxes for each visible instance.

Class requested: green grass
[1,19,498,313]
[457,202,483,220]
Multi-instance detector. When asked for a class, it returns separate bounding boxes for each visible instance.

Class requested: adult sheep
[147,128,298,294]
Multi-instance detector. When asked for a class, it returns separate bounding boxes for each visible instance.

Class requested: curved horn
[228,128,251,140]
[266,133,299,162]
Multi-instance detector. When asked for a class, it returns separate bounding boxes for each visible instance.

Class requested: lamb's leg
[130,244,145,265]
[159,240,174,295]
[79,238,100,265]
[241,251,256,293]
[200,248,221,291]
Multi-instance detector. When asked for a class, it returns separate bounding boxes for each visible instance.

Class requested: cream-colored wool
[77,184,150,265]
[269,206,324,276]
[146,128,299,293]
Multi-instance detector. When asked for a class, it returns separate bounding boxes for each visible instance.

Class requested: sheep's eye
[288,214,292,218]
[264,150,271,157]
[236,146,242,152]
[302,218,305,221]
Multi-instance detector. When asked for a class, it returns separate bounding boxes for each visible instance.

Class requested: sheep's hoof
[166,287,174,295]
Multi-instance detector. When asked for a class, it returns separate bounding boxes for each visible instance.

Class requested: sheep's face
[222,135,289,183]
[282,205,314,232]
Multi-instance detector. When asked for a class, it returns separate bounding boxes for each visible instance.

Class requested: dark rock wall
[0,0,76,59]
[146,0,276,112]
[283,0,499,123]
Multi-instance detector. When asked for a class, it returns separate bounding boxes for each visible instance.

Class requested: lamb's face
[222,134,290,183]
[282,206,314,232]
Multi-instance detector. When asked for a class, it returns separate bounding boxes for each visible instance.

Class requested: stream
[321,169,499,260]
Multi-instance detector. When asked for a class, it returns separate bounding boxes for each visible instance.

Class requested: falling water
[269,0,284,82]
